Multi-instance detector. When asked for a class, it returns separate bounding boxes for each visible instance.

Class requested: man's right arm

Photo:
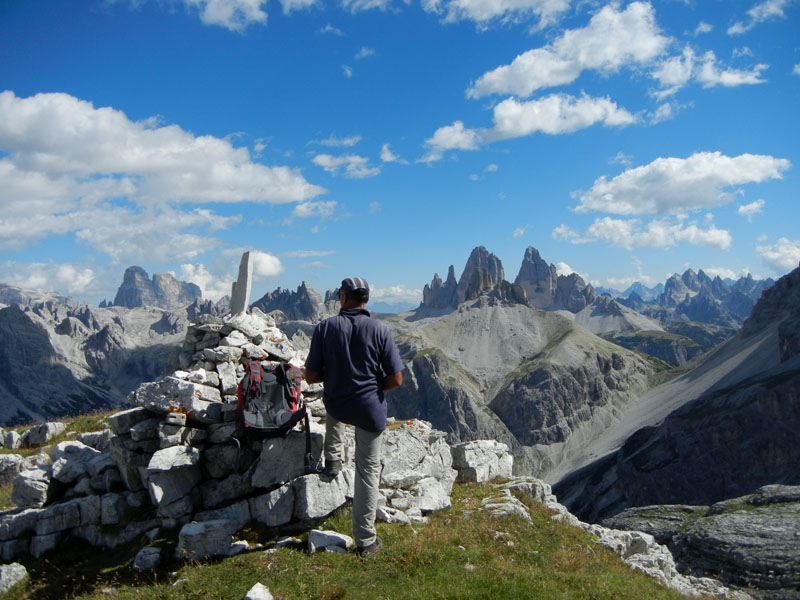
[383,371,403,391]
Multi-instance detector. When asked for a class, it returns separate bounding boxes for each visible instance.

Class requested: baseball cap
[340,277,370,292]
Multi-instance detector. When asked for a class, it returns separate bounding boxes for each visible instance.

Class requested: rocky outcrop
[514,247,558,309]
[554,264,800,524]
[455,246,505,304]
[250,281,329,324]
[0,290,203,426]
[422,266,458,310]
[113,266,201,310]
[554,272,597,312]
[602,485,800,599]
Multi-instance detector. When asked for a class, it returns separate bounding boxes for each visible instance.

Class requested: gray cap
[340,277,370,292]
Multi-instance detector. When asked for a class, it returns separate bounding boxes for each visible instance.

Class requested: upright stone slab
[229,251,253,315]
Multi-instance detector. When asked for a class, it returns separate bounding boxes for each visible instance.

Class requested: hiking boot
[323,459,342,477]
[356,536,382,558]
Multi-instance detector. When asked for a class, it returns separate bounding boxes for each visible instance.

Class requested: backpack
[236,362,319,472]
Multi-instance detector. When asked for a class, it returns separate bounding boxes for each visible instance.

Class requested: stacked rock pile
[0,310,512,567]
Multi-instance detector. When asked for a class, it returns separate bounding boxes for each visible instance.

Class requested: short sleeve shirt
[305,308,404,432]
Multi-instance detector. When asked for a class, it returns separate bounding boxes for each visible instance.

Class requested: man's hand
[383,371,403,392]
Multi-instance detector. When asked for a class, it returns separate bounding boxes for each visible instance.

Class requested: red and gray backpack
[236,362,317,471]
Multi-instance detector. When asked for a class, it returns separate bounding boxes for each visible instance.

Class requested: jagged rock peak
[740,262,800,360]
[514,246,558,309]
[251,281,328,323]
[554,272,597,312]
[422,265,458,309]
[456,246,505,304]
[113,266,201,310]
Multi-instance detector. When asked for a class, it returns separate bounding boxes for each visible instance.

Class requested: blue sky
[1,0,798,308]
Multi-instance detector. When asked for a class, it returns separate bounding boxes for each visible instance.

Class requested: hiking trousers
[325,414,383,548]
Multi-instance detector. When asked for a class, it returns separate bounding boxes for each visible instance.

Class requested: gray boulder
[244,582,275,600]
[133,546,162,572]
[293,472,352,521]
[0,454,25,487]
[0,562,28,594]
[249,483,295,527]
[451,440,513,483]
[23,422,66,447]
[251,431,323,489]
[175,520,235,561]
[11,466,52,507]
[128,377,222,424]
[145,446,202,506]
[307,529,354,554]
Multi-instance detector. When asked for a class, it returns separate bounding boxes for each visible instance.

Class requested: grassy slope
[1,481,705,600]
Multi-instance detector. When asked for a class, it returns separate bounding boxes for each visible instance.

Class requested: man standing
[304,277,404,558]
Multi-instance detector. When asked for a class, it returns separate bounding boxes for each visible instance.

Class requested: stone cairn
[0,308,749,599]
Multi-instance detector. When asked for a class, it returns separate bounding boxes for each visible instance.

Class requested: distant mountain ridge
[112,266,203,310]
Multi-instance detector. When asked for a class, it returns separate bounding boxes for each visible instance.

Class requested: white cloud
[368,202,381,213]
[421,0,570,30]
[695,50,768,87]
[512,227,527,238]
[487,94,636,140]
[468,2,669,98]
[380,143,407,164]
[278,0,318,13]
[422,94,634,162]
[756,238,800,272]
[283,249,336,258]
[341,0,393,12]
[485,163,498,172]
[701,266,751,280]
[555,261,576,276]
[610,151,633,166]
[290,200,338,219]
[342,65,353,77]
[421,121,482,162]
[732,46,754,58]
[311,134,362,147]
[652,46,767,98]
[320,24,344,35]
[694,21,712,35]
[312,154,380,178]
[554,217,732,250]
[355,47,376,59]
[737,198,765,221]
[794,64,800,76]
[182,0,267,30]
[0,261,100,296]
[370,284,423,305]
[728,0,791,35]
[251,250,285,278]
[0,91,324,207]
[179,263,230,301]
[574,152,791,216]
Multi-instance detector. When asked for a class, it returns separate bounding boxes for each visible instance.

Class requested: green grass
[6,483,707,600]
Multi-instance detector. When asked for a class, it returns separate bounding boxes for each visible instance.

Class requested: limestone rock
[133,546,162,572]
[244,582,274,600]
[514,246,558,309]
[22,422,66,447]
[307,529,354,554]
[11,466,52,507]
[251,431,324,489]
[0,454,25,487]
[113,266,201,310]
[251,281,329,323]
[128,377,222,424]
[249,483,295,527]
[293,472,352,521]
[0,562,28,594]
[176,520,235,561]
[455,246,505,305]
[451,440,513,483]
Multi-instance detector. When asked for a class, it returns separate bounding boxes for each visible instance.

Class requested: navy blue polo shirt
[305,308,404,432]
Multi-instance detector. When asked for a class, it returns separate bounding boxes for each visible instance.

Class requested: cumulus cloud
[694,21,712,35]
[252,250,284,277]
[278,0,319,13]
[756,238,800,272]
[283,249,336,258]
[183,0,268,30]
[652,46,768,98]
[341,0,393,12]
[341,65,353,77]
[794,64,800,76]
[728,0,791,35]
[0,91,323,264]
[422,94,635,161]
[310,134,362,147]
[468,2,669,98]
[421,0,570,30]
[701,266,752,280]
[574,152,791,216]
[487,94,636,140]
[553,217,732,250]
[512,227,527,238]
[0,92,324,206]
[320,24,344,35]
[312,154,380,178]
[290,200,338,219]
[380,143,408,164]
[179,263,231,301]
[355,46,376,59]
[737,199,765,221]
[0,261,101,297]
[370,284,423,305]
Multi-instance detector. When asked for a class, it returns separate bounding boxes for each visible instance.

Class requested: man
[304,277,404,558]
